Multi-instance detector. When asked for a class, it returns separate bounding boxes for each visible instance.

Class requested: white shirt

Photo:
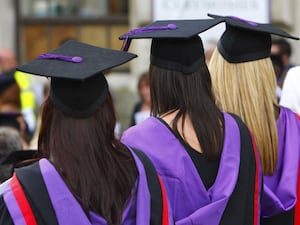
[280,66,300,114]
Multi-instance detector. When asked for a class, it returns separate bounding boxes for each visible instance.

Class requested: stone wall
[0,0,15,50]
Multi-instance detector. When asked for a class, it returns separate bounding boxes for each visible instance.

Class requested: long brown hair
[150,64,224,160]
[38,93,137,225]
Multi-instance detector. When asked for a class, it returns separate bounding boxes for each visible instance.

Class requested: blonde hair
[208,49,278,175]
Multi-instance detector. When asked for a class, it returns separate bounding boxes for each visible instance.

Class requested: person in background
[0,48,37,136]
[270,54,285,101]
[0,68,31,145]
[120,19,262,225]
[271,38,296,73]
[0,69,21,113]
[0,49,16,73]
[30,81,50,149]
[130,72,151,126]
[0,127,23,183]
[204,39,217,64]
[208,14,300,225]
[0,112,30,149]
[0,40,173,225]
[280,66,300,114]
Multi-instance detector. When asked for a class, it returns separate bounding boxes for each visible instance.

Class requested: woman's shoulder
[279,106,300,121]
[0,178,11,196]
[223,112,249,131]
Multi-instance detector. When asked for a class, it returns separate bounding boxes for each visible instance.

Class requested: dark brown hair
[137,72,150,91]
[149,64,224,160]
[38,93,137,225]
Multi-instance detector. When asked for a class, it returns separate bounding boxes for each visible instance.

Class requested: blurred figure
[271,38,295,73]
[0,48,17,72]
[0,112,30,148]
[130,72,151,126]
[0,69,21,113]
[0,48,37,136]
[270,54,285,101]
[0,69,31,147]
[29,81,50,149]
[204,39,217,64]
[280,66,300,114]
[0,127,23,183]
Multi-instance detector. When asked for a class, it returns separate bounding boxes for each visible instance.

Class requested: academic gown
[261,106,300,225]
[121,113,262,225]
[0,148,173,225]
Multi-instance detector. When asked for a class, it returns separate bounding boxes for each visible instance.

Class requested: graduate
[120,19,262,225]
[207,14,300,225]
[0,40,173,225]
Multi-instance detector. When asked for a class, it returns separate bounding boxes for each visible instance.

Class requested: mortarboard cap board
[16,40,137,117]
[208,13,299,63]
[119,19,224,74]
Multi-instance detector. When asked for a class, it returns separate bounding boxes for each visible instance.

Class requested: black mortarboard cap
[119,19,224,74]
[16,40,137,117]
[208,13,299,63]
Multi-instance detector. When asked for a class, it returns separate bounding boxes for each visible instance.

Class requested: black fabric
[0,150,37,165]
[217,30,271,63]
[132,148,164,225]
[15,162,59,225]
[150,36,205,74]
[0,196,14,225]
[157,117,220,190]
[261,208,295,225]
[0,112,22,131]
[185,147,220,190]
[0,162,59,225]
[50,73,108,118]
[219,113,258,225]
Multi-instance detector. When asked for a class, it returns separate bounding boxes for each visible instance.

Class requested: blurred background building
[0,0,299,133]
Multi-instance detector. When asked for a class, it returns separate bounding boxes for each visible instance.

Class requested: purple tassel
[37,53,83,63]
[121,24,177,51]
[120,24,177,38]
[228,16,258,26]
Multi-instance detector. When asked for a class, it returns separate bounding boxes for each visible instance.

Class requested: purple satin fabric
[37,53,83,63]
[120,24,177,39]
[3,149,162,225]
[227,16,258,26]
[261,107,300,217]
[120,24,177,51]
[39,155,152,225]
[122,113,241,224]
[3,182,27,225]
